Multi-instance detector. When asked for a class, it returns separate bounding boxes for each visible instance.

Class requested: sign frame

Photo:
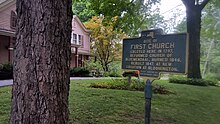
[122,31,189,79]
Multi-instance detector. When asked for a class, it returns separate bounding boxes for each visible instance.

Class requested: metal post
[128,75,131,84]
[144,79,152,124]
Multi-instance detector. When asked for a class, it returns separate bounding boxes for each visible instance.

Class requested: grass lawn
[0,79,220,124]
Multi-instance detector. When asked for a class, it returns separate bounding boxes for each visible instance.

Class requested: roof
[0,0,15,11]
[0,28,15,36]
[73,15,91,33]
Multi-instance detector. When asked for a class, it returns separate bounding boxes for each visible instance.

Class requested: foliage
[72,0,95,22]
[90,78,173,94]
[169,75,218,86]
[84,16,126,72]
[175,0,220,80]
[70,67,90,77]
[84,60,122,77]
[200,0,220,78]
[0,63,13,72]
[84,59,104,77]
[0,63,13,80]
[73,0,161,36]
[105,61,122,77]
[204,73,220,83]
[122,71,140,77]
[157,8,185,33]
[84,59,103,75]
[174,17,187,33]
[153,84,175,94]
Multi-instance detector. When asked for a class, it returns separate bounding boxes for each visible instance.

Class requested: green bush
[0,63,13,72]
[84,60,104,77]
[169,75,218,86]
[108,61,122,77]
[70,67,90,77]
[0,63,13,80]
[103,72,110,77]
[90,78,173,94]
[90,79,130,90]
[84,60,122,77]
[204,73,220,82]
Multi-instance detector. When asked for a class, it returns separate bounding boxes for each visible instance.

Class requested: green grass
[0,86,11,124]
[0,79,220,124]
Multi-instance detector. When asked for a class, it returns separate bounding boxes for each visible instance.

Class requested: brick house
[0,0,91,68]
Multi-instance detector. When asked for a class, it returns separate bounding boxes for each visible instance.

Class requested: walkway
[0,77,116,87]
[0,77,168,87]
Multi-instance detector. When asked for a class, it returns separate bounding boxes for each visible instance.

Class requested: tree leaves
[85,16,126,71]
[73,0,160,36]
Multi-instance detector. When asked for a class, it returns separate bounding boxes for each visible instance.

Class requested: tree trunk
[186,7,202,79]
[202,39,214,77]
[10,0,72,124]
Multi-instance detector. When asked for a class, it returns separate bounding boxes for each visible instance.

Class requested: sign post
[144,79,152,124]
[122,29,188,124]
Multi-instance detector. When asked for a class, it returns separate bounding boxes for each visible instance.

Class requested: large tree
[181,0,210,79]
[10,0,72,123]
[73,0,160,36]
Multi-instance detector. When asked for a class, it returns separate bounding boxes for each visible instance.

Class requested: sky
[153,0,186,32]
[159,0,185,15]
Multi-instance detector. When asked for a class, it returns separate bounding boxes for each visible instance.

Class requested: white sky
[159,0,185,14]
[153,0,186,32]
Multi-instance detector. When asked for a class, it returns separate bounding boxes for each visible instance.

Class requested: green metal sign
[122,29,188,78]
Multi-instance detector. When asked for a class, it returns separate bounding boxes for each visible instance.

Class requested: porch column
[75,47,78,67]
[8,37,14,63]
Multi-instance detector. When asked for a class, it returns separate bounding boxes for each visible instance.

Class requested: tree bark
[10,0,72,124]
[186,6,202,79]
[182,0,210,79]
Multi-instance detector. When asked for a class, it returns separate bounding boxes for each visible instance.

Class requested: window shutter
[10,11,16,29]
[81,35,84,48]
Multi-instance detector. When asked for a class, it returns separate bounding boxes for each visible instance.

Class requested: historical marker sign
[122,29,188,78]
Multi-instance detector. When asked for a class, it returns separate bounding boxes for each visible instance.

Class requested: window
[71,33,77,44]
[10,11,17,29]
[78,35,82,45]
[71,34,84,46]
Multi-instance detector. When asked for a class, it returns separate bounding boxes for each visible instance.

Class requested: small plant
[108,61,122,77]
[0,63,13,80]
[84,60,104,77]
[0,63,13,72]
[122,71,140,77]
[169,75,218,86]
[70,67,90,77]
[204,73,220,83]
[153,84,175,94]
[90,78,174,95]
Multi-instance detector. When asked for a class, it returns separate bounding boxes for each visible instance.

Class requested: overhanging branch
[181,0,195,9]
[200,0,210,9]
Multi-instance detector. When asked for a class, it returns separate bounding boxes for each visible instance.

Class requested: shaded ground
[0,79,220,124]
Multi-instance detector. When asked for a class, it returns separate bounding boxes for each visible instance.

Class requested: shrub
[84,60,104,77]
[70,67,90,77]
[108,61,122,77]
[0,63,13,80]
[84,60,122,77]
[153,84,175,94]
[204,73,220,82]
[90,78,174,94]
[122,71,140,77]
[169,75,218,86]
[0,63,13,72]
